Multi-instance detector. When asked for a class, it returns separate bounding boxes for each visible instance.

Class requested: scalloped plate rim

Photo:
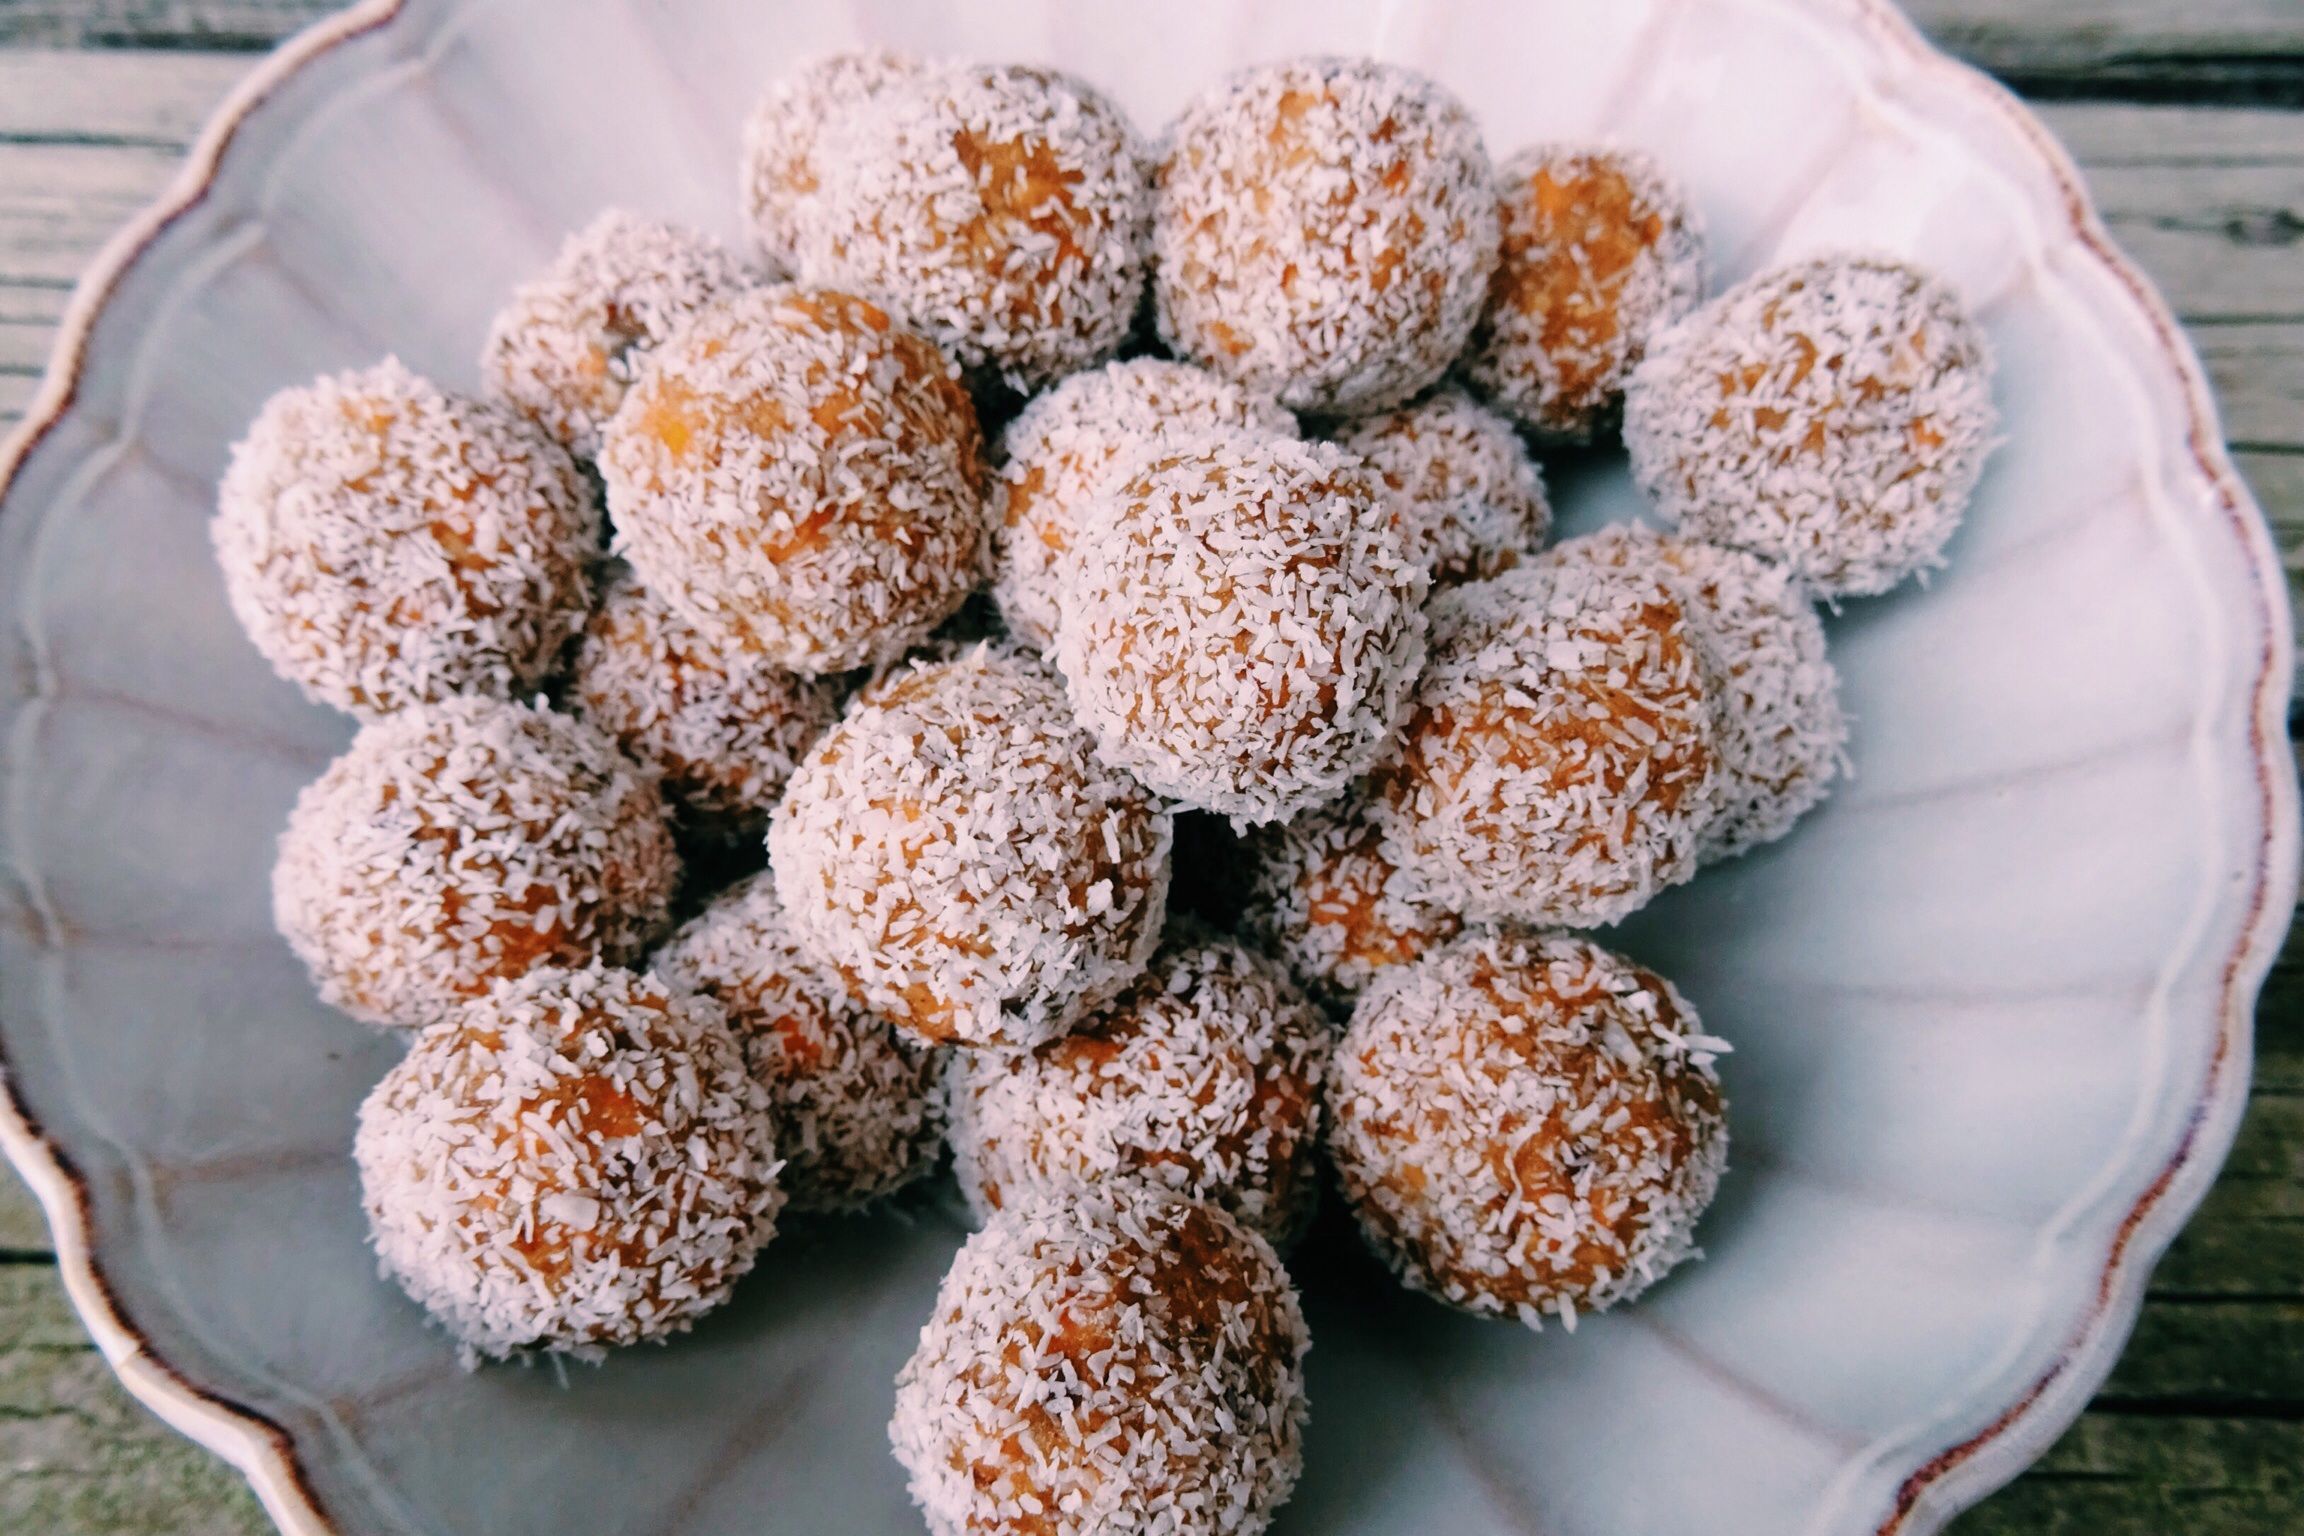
[0,2,2293,1533]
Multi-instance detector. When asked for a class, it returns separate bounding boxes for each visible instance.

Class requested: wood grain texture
[0,16,2298,1536]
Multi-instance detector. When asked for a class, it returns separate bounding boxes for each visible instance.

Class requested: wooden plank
[0,1266,269,1536]
[1958,1416,2304,1536]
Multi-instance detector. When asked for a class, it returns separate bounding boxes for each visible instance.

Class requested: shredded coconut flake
[1332,383,1551,587]
[993,359,1297,650]
[1462,144,1706,443]
[570,566,842,834]
[599,285,987,674]
[213,358,598,720]
[1554,526,1847,861]
[1369,547,1722,928]
[890,1189,1308,1536]
[656,871,945,1213]
[799,63,1151,390]
[1054,436,1428,826]
[1152,57,1499,415]
[948,927,1330,1246]
[1326,929,1727,1328]
[354,963,781,1362]
[1623,251,1997,597]
[768,645,1172,1049]
[273,694,679,1028]
[482,210,761,461]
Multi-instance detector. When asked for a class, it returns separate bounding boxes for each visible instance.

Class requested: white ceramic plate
[0,2,2295,1533]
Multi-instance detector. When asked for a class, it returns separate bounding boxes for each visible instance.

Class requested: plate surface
[0,2,2295,1533]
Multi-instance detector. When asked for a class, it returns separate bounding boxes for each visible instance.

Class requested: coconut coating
[742,50,927,274]
[656,872,945,1213]
[1241,790,1462,1017]
[1327,930,1728,1329]
[890,1189,1309,1536]
[482,211,758,461]
[1463,145,1706,443]
[354,964,781,1361]
[1153,57,1499,415]
[992,359,1298,650]
[570,567,842,831]
[1054,437,1428,825]
[769,646,1172,1050]
[800,63,1151,389]
[213,359,598,720]
[273,695,678,1029]
[1370,551,1722,929]
[1624,252,1997,597]
[1332,384,1551,587]
[599,285,986,674]
[1555,526,1846,861]
[948,932,1330,1246]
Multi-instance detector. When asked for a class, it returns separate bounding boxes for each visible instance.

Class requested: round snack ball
[481,210,757,461]
[891,1188,1309,1536]
[742,50,926,273]
[1327,929,1728,1329]
[599,285,985,673]
[801,63,1151,389]
[1332,384,1551,587]
[355,963,779,1361]
[1554,525,1846,861]
[1055,437,1428,825]
[1624,252,1997,597]
[274,695,678,1029]
[569,567,842,831]
[1153,57,1499,415]
[656,872,943,1213]
[992,359,1298,651]
[948,931,1330,1246]
[213,358,597,720]
[1370,550,1722,928]
[1463,144,1706,443]
[1241,789,1461,1017]
[769,646,1171,1050]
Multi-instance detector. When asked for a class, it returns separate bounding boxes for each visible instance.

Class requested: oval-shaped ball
[355,964,780,1361]
[769,646,1172,1049]
[213,359,597,719]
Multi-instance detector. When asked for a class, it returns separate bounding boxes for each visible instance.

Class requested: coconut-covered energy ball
[599,285,985,674]
[741,50,927,273]
[992,359,1297,650]
[1241,790,1461,1017]
[891,1189,1309,1536]
[355,963,779,1361]
[1333,384,1551,586]
[213,359,597,720]
[1555,525,1845,861]
[1153,57,1499,415]
[1624,252,1997,597]
[481,210,756,461]
[948,932,1330,1246]
[274,695,678,1029]
[1055,437,1428,824]
[570,568,842,831]
[769,646,1171,1050]
[1327,929,1728,1329]
[656,872,944,1213]
[799,63,1151,389]
[1370,551,1721,928]
[1463,145,1706,442]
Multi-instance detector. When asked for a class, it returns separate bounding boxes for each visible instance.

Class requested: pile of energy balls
[210,50,1997,1536]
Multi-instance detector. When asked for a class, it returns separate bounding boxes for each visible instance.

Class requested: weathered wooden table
[0,3,2297,1533]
